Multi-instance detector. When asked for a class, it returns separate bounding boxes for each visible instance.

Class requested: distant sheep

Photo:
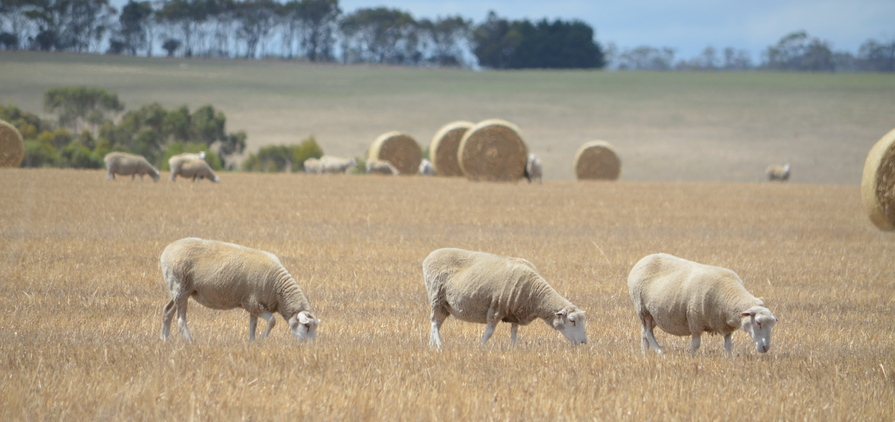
[419,159,435,176]
[766,163,791,182]
[627,253,778,356]
[524,154,542,183]
[160,237,319,342]
[303,158,323,174]
[424,248,587,347]
[366,159,399,175]
[104,152,160,182]
[320,155,357,174]
[169,154,220,183]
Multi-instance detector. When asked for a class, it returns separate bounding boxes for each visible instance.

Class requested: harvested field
[1,169,893,420]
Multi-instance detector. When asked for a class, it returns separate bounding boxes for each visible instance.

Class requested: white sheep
[366,159,399,175]
[169,155,220,183]
[524,153,542,184]
[320,155,357,174]
[627,253,778,356]
[303,157,323,174]
[419,159,435,176]
[423,248,587,347]
[766,163,791,182]
[104,152,160,182]
[159,237,319,342]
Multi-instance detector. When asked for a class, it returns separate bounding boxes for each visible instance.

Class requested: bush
[22,138,58,168]
[60,142,104,169]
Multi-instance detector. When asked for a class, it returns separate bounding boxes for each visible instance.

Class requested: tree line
[0,0,603,69]
[0,0,893,71]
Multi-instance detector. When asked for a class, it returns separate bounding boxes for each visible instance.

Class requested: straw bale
[429,121,473,177]
[573,141,621,181]
[0,120,25,168]
[368,132,422,176]
[457,119,528,182]
[861,128,895,230]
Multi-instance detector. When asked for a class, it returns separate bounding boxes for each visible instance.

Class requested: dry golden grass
[2,169,894,420]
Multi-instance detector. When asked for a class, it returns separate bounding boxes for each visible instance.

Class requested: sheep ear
[298,312,311,325]
[741,311,754,317]
[555,310,568,318]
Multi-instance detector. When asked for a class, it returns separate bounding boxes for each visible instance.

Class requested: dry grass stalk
[458,119,528,182]
[368,132,422,176]
[861,128,895,230]
[0,119,24,168]
[429,121,473,177]
[574,141,621,181]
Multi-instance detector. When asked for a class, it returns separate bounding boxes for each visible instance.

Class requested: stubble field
[2,169,894,420]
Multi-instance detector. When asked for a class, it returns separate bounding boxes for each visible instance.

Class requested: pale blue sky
[341,0,895,60]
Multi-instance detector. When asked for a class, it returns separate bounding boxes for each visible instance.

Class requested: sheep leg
[258,311,276,339]
[690,334,701,357]
[161,299,176,340]
[429,307,448,348]
[481,321,497,344]
[249,314,258,340]
[723,333,733,357]
[510,323,519,345]
[175,297,193,342]
[640,315,663,353]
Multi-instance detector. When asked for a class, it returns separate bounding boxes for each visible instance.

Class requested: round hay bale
[429,121,473,177]
[861,128,895,230]
[573,141,621,181]
[0,120,25,168]
[368,132,422,176]
[457,119,528,182]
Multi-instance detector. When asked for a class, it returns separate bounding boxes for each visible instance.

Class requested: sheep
[169,156,220,183]
[159,237,319,342]
[104,152,160,182]
[366,159,399,175]
[766,163,791,182]
[423,248,587,347]
[320,155,357,174]
[627,253,778,356]
[419,159,435,176]
[524,153,542,184]
[303,157,323,174]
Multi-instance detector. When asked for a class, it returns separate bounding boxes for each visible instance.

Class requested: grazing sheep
[104,152,160,182]
[766,163,791,182]
[160,237,319,342]
[320,155,357,174]
[170,156,220,183]
[303,158,323,174]
[366,159,399,175]
[424,248,587,347]
[419,159,435,176]
[627,253,778,356]
[524,154,542,184]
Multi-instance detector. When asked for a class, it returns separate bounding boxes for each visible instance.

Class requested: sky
[340,0,895,60]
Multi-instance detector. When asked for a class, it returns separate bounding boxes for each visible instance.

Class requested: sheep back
[161,238,310,316]
[424,248,570,325]
[104,152,160,181]
[628,253,762,337]
[172,158,219,182]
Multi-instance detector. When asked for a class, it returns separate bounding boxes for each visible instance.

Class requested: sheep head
[551,306,587,346]
[289,311,319,341]
[740,306,777,353]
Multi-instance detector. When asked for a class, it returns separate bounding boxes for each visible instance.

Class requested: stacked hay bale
[573,141,621,181]
[0,120,25,168]
[429,121,473,177]
[457,119,528,182]
[368,132,422,176]
[861,128,895,230]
